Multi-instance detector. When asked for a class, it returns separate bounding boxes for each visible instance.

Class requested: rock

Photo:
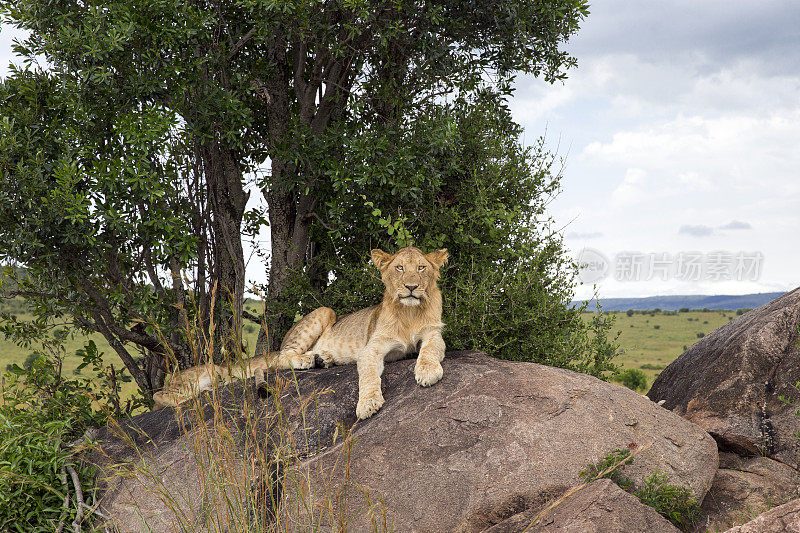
[648,288,800,466]
[483,478,680,532]
[700,452,800,531]
[724,498,800,532]
[93,351,718,532]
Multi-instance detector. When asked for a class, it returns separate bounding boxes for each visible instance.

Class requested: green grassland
[0,299,265,399]
[1,296,739,397]
[600,309,738,391]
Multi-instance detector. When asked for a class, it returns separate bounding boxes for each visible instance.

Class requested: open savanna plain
[1,296,737,397]
[597,309,737,391]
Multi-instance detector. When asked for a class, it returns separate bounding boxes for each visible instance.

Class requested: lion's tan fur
[152,246,448,418]
[270,246,448,418]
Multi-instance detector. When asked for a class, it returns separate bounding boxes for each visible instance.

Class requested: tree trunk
[202,142,248,362]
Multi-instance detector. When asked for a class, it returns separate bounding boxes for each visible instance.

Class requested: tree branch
[228,26,257,60]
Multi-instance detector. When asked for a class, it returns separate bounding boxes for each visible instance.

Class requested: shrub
[614,368,648,392]
[679,308,689,313]
[636,472,701,529]
[653,325,660,330]
[1,359,100,531]
[579,446,635,492]
[580,446,701,530]
[626,309,634,317]
[0,328,138,531]
[639,363,665,370]
[696,332,705,338]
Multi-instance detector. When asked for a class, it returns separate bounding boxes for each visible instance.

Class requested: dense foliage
[615,368,649,392]
[0,333,127,531]
[276,92,618,375]
[0,0,617,393]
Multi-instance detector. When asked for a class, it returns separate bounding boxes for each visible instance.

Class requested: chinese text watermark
[575,249,763,283]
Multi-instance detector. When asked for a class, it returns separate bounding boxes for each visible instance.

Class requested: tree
[1,0,605,399]
[265,91,618,376]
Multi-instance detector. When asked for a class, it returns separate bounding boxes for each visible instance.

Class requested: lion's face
[371,246,448,307]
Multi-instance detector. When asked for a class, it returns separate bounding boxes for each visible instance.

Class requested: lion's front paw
[415,359,443,387]
[356,391,385,420]
[291,353,315,370]
[313,352,334,368]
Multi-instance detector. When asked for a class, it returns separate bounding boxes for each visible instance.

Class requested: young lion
[152,246,448,418]
[265,246,448,419]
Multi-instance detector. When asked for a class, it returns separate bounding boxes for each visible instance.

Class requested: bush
[696,332,705,338]
[0,328,138,531]
[679,307,689,313]
[293,252,620,380]
[580,446,701,530]
[639,363,665,370]
[626,309,634,317]
[614,368,648,392]
[579,446,635,492]
[636,472,701,529]
[653,325,660,330]
[1,360,99,531]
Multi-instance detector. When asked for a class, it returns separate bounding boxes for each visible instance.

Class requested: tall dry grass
[92,290,389,532]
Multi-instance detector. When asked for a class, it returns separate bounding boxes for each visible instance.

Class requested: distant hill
[576,292,787,312]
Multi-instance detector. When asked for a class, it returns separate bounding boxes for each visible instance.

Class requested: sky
[2,2,798,300]
[509,0,800,299]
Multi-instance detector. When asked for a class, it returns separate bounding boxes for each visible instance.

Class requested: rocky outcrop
[93,351,718,532]
[648,288,800,466]
[723,498,800,532]
[700,452,800,531]
[483,479,680,532]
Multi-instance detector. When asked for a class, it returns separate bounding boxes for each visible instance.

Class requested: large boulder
[724,498,800,533]
[648,288,800,466]
[483,479,680,533]
[93,351,717,532]
[700,452,800,531]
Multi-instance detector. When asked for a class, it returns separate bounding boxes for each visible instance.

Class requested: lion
[152,356,273,409]
[152,246,448,419]
[264,246,449,419]
[152,362,226,410]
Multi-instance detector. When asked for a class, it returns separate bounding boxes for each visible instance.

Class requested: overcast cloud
[2,4,798,299]
[511,0,800,299]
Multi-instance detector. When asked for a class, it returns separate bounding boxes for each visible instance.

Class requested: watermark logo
[576,249,763,283]
[576,248,610,283]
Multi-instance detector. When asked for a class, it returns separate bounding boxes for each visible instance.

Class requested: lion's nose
[405,284,419,292]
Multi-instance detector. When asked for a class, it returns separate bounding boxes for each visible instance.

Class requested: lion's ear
[426,248,449,269]
[371,249,393,271]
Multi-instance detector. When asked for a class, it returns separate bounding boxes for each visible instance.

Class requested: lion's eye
[417,265,425,271]
[395,265,404,272]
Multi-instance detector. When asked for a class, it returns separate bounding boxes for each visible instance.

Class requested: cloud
[610,168,647,206]
[566,231,603,240]
[678,225,714,237]
[571,1,800,76]
[719,220,752,230]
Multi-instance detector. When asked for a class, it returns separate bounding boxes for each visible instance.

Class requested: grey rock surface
[724,498,800,532]
[700,452,800,531]
[93,351,718,532]
[483,479,680,533]
[648,287,800,466]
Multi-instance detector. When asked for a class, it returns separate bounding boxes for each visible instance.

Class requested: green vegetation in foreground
[579,445,702,531]
[593,309,734,392]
